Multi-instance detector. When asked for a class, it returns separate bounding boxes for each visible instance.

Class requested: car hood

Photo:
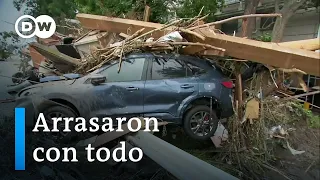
[18,79,76,96]
[39,73,82,83]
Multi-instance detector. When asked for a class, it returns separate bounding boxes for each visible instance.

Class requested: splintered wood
[194,29,320,76]
[244,98,260,124]
[76,13,320,76]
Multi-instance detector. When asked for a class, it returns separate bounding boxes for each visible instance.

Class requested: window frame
[97,56,149,83]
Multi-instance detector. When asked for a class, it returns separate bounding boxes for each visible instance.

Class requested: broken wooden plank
[30,42,81,66]
[76,13,172,38]
[169,42,225,54]
[182,46,225,57]
[244,98,260,124]
[277,90,320,109]
[193,29,320,76]
[199,49,226,57]
[278,38,320,51]
[119,33,130,39]
[283,90,320,100]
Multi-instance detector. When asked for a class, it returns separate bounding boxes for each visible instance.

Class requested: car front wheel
[183,105,219,141]
[42,105,78,144]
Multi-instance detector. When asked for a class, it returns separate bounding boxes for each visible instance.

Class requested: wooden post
[235,67,243,119]
[143,5,151,22]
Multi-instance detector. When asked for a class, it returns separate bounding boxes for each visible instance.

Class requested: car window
[99,58,145,82]
[151,57,187,80]
[185,61,206,76]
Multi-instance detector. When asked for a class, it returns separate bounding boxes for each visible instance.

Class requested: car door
[143,55,199,123]
[89,57,148,120]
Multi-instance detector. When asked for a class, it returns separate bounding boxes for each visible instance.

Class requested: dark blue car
[16,53,234,140]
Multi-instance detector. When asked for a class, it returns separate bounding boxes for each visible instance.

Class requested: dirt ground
[265,120,320,180]
[157,121,320,180]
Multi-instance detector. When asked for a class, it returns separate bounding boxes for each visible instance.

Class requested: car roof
[125,52,202,60]
[126,52,214,65]
[94,52,221,74]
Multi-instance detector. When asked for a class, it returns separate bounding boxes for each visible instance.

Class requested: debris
[29,46,46,69]
[278,68,307,74]
[73,31,110,57]
[158,31,183,42]
[283,90,320,101]
[193,29,320,76]
[211,122,228,148]
[76,13,172,38]
[40,165,56,179]
[243,98,260,124]
[286,141,305,155]
[268,125,288,138]
[278,38,320,51]
[277,91,320,109]
[119,33,130,39]
[30,43,81,66]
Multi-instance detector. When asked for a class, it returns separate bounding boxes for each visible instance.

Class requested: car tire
[42,105,78,144]
[183,105,219,141]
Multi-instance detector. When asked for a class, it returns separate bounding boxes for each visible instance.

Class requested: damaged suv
[16,53,234,140]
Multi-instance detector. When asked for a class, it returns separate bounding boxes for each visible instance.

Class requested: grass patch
[293,102,320,128]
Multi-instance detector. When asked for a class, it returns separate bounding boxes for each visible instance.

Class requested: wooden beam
[194,29,320,76]
[278,38,320,51]
[30,42,80,66]
[76,13,171,38]
[182,46,225,57]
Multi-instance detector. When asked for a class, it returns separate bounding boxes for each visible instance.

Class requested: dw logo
[15,15,56,39]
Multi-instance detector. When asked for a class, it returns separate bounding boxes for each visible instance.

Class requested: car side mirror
[90,74,106,85]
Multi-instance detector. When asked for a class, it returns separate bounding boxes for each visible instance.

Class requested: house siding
[218,0,319,42]
[281,9,319,42]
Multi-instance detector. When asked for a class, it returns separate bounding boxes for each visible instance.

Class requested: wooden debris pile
[73,13,320,77]
[74,16,228,73]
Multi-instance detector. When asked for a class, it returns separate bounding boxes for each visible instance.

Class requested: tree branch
[188,14,282,30]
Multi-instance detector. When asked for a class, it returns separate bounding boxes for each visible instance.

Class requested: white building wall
[281,8,319,42]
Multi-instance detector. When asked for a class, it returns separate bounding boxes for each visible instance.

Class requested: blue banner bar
[15,108,25,170]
